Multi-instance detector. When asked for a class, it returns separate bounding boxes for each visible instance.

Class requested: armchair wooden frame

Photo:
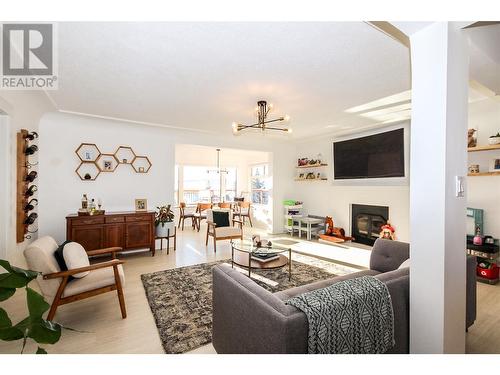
[206,218,243,252]
[42,247,126,321]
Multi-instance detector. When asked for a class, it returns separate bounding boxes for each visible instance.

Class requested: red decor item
[379,221,396,240]
[477,264,499,280]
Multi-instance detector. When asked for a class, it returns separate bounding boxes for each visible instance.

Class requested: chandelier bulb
[284,115,291,122]
[287,128,293,134]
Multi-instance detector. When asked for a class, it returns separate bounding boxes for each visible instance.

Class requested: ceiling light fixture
[232,100,291,134]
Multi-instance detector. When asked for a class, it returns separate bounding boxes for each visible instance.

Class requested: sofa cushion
[374,267,409,283]
[274,269,380,301]
[62,242,90,278]
[63,264,125,297]
[370,238,410,273]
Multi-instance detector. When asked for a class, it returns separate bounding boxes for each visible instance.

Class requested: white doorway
[0,113,10,260]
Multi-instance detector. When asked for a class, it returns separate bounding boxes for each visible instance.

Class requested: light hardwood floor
[0,225,497,354]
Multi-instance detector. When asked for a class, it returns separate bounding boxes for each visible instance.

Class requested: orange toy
[319,216,353,242]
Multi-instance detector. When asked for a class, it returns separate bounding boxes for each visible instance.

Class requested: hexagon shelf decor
[96,153,119,172]
[76,162,101,181]
[114,146,136,164]
[76,143,101,162]
[132,156,152,173]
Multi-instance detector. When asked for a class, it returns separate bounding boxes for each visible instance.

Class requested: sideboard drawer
[72,217,105,226]
[125,215,152,222]
[105,216,125,224]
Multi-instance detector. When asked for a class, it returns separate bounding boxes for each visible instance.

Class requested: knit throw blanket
[286,276,394,354]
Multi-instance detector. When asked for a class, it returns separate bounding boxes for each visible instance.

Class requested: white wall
[291,123,410,241]
[467,98,500,238]
[0,91,56,265]
[38,112,294,243]
[0,115,10,260]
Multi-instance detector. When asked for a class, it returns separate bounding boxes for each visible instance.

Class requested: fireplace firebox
[351,204,389,246]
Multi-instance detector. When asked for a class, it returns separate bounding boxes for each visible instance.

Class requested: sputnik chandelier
[232,100,292,134]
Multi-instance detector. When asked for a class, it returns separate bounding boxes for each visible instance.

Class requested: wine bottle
[24,213,38,225]
[25,171,38,182]
[25,132,38,140]
[24,199,38,212]
[25,185,37,197]
[25,145,38,155]
[81,194,88,210]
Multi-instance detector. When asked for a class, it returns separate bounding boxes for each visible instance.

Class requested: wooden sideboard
[66,211,156,256]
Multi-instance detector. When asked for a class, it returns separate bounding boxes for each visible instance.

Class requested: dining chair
[234,201,253,227]
[194,203,213,231]
[178,202,195,230]
[218,202,232,209]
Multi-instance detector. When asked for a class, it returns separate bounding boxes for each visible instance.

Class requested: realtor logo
[1,23,58,89]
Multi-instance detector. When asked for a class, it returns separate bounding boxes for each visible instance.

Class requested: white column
[409,22,469,353]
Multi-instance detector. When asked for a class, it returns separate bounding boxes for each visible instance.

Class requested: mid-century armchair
[23,236,126,321]
[206,209,243,252]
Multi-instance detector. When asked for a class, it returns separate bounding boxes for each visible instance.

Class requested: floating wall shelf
[296,164,328,169]
[468,172,500,177]
[468,144,500,153]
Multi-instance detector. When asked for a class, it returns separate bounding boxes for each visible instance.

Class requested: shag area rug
[141,254,352,354]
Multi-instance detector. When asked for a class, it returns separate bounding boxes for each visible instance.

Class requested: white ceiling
[50,22,411,138]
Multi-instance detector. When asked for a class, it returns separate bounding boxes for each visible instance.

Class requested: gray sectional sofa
[212,238,476,354]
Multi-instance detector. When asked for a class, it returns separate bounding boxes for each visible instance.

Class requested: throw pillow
[63,242,90,278]
[54,240,72,272]
[213,210,230,228]
[398,258,410,269]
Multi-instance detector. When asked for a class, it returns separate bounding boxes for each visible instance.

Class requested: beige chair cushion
[63,264,125,298]
[24,236,61,302]
[63,242,90,278]
[215,226,242,238]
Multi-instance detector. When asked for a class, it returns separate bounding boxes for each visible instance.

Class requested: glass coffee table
[230,239,292,280]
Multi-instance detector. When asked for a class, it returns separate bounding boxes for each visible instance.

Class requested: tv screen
[333,128,405,179]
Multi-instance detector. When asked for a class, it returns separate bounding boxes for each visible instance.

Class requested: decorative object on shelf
[0,259,64,354]
[155,204,175,237]
[298,158,309,166]
[75,161,101,181]
[232,100,291,134]
[114,146,136,164]
[379,221,396,240]
[489,132,500,145]
[132,155,152,173]
[489,158,500,172]
[473,226,484,245]
[76,143,101,162]
[135,198,148,212]
[468,128,477,148]
[306,172,315,179]
[96,153,119,172]
[17,129,39,242]
[468,164,480,174]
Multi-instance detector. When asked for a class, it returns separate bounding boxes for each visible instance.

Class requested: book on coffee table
[251,253,280,263]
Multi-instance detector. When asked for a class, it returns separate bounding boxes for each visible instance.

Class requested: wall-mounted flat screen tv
[333,128,405,179]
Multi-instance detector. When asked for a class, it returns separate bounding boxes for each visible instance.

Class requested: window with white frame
[250,164,270,205]
[180,165,237,204]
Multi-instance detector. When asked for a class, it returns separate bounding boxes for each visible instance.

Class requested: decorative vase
[156,221,175,237]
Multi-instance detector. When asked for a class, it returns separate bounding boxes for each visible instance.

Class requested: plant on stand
[0,260,62,353]
[155,204,175,237]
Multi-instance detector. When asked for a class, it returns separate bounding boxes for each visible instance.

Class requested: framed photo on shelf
[489,159,500,172]
[135,198,147,212]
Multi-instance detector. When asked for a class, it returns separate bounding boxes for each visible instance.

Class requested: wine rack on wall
[16,129,39,242]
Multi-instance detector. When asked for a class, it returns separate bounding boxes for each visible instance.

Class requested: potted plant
[489,132,500,145]
[155,204,175,237]
[0,260,63,353]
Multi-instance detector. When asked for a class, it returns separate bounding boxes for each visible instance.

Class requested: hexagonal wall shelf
[76,143,101,162]
[114,146,136,164]
[132,156,152,173]
[96,153,119,172]
[76,162,101,181]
